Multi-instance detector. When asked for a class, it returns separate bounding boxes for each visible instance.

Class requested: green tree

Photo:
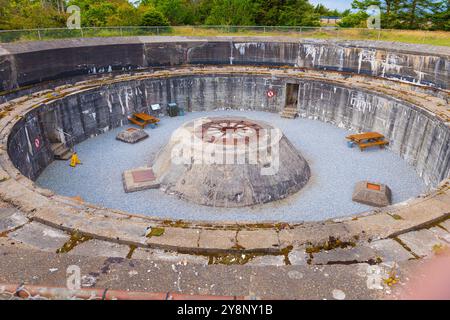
[254,0,320,26]
[429,1,449,30]
[141,8,170,26]
[338,11,368,27]
[205,0,258,25]
[1,0,67,29]
[278,0,320,26]
[141,0,195,25]
[350,0,449,29]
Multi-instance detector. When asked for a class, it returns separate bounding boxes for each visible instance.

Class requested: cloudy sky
[310,0,353,11]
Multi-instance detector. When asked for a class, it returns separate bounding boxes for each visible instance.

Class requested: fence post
[157,27,159,35]
[80,28,84,38]
[120,27,123,37]
[37,30,41,40]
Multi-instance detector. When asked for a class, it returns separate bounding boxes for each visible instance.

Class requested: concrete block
[352,181,391,207]
[116,128,148,144]
[122,167,160,193]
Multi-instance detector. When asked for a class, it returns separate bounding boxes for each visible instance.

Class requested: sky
[310,0,353,11]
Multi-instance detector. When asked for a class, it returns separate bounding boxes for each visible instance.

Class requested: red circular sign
[267,90,275,98]
[34,138,40,149]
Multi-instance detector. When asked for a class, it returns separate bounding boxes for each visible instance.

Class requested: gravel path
[36,110,426,222]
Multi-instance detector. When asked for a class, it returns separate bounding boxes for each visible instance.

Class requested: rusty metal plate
[132,169,156,183]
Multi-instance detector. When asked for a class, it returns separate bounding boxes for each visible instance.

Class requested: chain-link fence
[0,26,448,46]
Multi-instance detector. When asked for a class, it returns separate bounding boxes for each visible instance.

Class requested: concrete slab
[368,239,415,262]
[288,248,308,266]
[394,198,450,224]
[429,226,450,244]
[132,248,209,265]
[398,229,446,257]
[279,224,350,246]
[8,222,69,252]
[344,213,408,239]
[0,207,28,233]
[247,264,383,300]
[145,227,200,251]
[69,239,130,258]
[246,255,285,266]
[198,230,236,251]
[439,218,450,232]
[311,246,379,265]
[237,230,279,251]
[122,167,160,193]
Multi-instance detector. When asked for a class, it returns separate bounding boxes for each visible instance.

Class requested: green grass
[1,26,449,47]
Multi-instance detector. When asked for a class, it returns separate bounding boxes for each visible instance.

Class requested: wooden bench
[128,116,146,129]
[359,139,389,151]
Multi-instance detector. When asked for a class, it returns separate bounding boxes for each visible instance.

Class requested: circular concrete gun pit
[0,38,448,260]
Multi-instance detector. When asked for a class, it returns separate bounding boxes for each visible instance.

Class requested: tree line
[0,0,448,31]
[341,0,449,30]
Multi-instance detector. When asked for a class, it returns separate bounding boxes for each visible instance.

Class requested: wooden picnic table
[134,113,160,123]
[346,132,389,151]
[346,132,384,143]
[129,113,160,129]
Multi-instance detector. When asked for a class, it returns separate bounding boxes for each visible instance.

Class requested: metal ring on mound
[196,119,264,146]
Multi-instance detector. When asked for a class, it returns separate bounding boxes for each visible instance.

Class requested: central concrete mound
[153,117,311,207]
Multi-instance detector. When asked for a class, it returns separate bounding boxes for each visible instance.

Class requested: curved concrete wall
[7,74,450,187]
[1,37,449,92]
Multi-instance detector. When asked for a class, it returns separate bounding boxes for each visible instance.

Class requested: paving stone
[246,255,286,266]
[429,227,450,244]
[197,230,236,251]
[288,248,308,266]
[368,239,415,262]
[146,227,200,251]
[0,208,28,233]
[344,213,409,239]
[237,230,279,251]
[8,222,70,252]
[394,199,450,225]
[311,246,379,265]
[279,224,350,246]
[398,229,446,257]
[132,248,209,265]
[69,239,130,258]
[438,219,450,232]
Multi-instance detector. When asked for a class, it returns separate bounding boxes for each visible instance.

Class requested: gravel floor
[36,110,426,222]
